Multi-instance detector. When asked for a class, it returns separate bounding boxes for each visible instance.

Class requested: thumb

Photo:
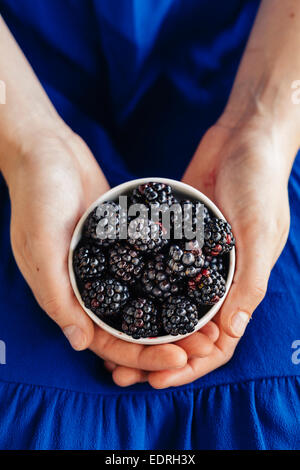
[220,229,270,338]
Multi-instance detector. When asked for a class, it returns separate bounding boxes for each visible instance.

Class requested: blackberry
[83,202,127,247]
[130,182,176,208]
[81,278,129,318]
[162,296,198,336]
[73,243,106,281]
[167,241,205,278]
[122,298,161,339]
[203,254,227,277]
[188,269,226,305]
[203,205,211,224]
[109,243,145,284]
[204,217,235,256]
[172,199,210,241]
[127,217,168,253]
[141,254,182,302]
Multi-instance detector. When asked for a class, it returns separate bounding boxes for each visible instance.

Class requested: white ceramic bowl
[69,177,235,345]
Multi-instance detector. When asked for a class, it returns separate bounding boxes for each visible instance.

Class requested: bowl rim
[68,177,236,345]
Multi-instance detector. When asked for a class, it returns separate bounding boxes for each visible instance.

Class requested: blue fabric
[0,0,299,450]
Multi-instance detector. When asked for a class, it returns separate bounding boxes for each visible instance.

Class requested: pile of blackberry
[73,182,235,339]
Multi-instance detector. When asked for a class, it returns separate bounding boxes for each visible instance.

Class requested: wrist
[220,43,300,165]
[0,116,73,187]
[218,83,299,177]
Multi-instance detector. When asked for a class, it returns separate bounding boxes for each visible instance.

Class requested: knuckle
[281,217,290,241]
[196,339,214,357]
[251,281,267,302]
[222,348,235,364]
[12,232,30,260]
[18,230,45,261]
[11,232,42,277]
[70,132,86,149]
[263,213,290,244]
[203,126,217,141]
[41,296,62,322]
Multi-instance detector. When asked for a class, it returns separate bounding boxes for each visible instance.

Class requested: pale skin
[0,0,300,388]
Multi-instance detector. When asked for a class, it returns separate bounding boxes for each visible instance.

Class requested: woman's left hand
[110,111,294,388]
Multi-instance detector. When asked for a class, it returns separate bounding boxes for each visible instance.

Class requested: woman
[0,0,299,450]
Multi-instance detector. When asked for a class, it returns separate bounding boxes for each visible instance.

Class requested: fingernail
[63,325,86,350]
[231,311,249,337]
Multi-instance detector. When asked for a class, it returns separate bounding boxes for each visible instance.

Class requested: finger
[148,355,218,389]
[148,342,231,389]
[198,321,220,342]
[90,328,187,371]
[112,366,148,387]
[149,322,240,388]
[174,331,216,358]
[107,322,220,386]
[219,226,270,339]
[104,361,117,372]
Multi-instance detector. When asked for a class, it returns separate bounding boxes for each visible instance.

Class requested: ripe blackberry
[203,254,227,277]
[204,217,235,256]
[172,200,210,241]
[130,182,176,208]
[141,254,181,302]
[81,278,129,318]
[167,241,205,278]
[122,298,161,339]
[188,269,226,305]
[83,202,127,247]
[73,243,106,282]
[109,243,145,284]
[162,296,198,336]
[203,205,211,224]
[127,217,168,253]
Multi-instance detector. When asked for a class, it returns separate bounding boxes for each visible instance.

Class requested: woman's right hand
[5,128,198,376]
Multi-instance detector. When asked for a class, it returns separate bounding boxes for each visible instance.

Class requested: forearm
[221,0,300,169]
[0,16,69,180]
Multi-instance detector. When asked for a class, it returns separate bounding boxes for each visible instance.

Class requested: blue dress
[0,0,299,450]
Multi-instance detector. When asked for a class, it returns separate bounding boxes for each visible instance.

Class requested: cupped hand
[7,129,188,371]
[111,114,292,388]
